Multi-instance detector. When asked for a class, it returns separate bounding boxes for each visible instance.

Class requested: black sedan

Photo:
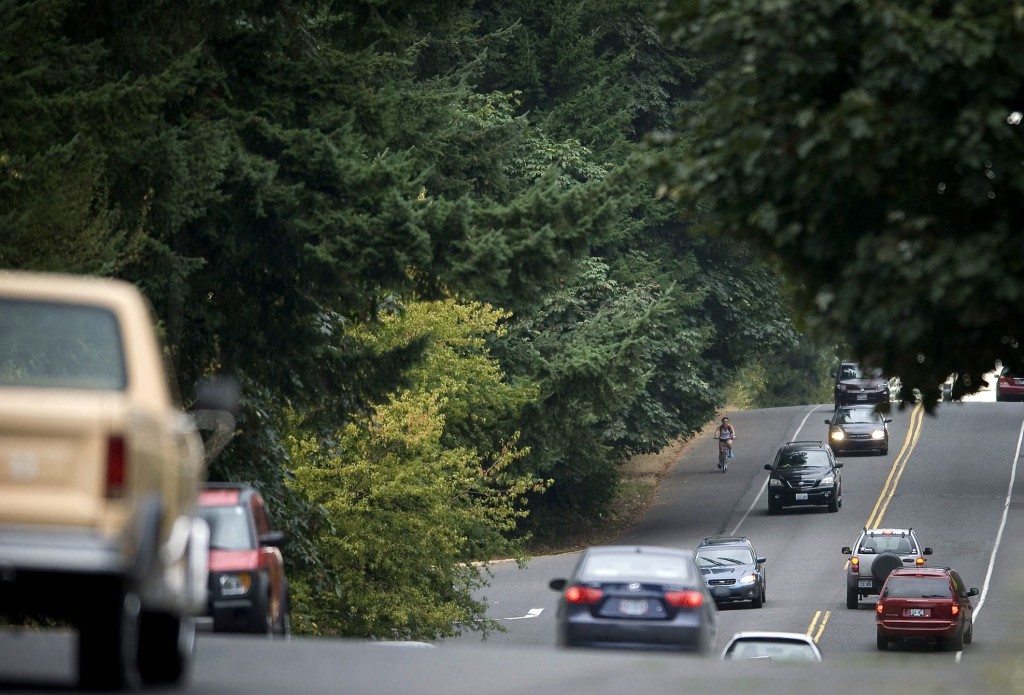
[825,406,891,455]
[549,546,716,654]
[766,441,843,514]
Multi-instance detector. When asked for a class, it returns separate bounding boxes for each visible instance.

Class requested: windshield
[725,639,819,662]
[839,364,862,380]
[578,552,693,582]
[199,505,254,551]
[883,577,952,599]
[0,299,126,390]
[776,450,831,470]
[696,547,754,567]
[832,408,880,425]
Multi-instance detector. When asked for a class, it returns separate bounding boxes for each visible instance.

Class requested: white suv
[841,528,933,609]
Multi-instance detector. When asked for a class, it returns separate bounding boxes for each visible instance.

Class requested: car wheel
[78,586,141,690]
[768,501,780,515]
[876,630,888,651]
[138,612,194,685]
[846,587,859,609]
[828,496,839,513]
[750,589,763,609]
[880,443,889,455]
[274,584,292,638]
[965,620,973,645]
[947,626,965,651]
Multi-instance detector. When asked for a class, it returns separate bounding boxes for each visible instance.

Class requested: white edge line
[505,608,544,620]
[729,404,823,535]
[955,415,1024,663]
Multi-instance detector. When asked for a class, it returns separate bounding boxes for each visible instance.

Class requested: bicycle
[717,437,735,472]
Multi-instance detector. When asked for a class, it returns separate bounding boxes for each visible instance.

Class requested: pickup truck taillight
[106,436,126,498]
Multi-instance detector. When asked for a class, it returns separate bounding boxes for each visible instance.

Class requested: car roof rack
[785,440,825,446]
[700,535,749,545]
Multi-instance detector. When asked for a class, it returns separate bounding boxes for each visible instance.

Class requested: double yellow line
[815,402,926,644]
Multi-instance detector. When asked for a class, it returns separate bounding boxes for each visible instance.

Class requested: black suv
[695,536,767,609]
[764,441,843,514]
[834,361,890,406]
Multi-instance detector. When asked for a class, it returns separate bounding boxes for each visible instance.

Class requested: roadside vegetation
[1,0,828,639]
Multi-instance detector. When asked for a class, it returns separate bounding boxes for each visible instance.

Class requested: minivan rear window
[883,577,951,599]
[0,299,126,390]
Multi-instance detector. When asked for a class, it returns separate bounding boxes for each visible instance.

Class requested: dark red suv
[876,567,978,651]
[197,484,290,636]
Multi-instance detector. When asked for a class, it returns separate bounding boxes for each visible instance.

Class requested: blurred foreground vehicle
[549,546,716,654]
[825,406,891,456]
[875,567,977,651]
[197,484,289,636]
[0,272,235,689]
[720,632,822,662]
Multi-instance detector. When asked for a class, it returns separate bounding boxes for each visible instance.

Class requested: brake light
[664,590,704,608]
[876,602,884,614]
[106,436,126,498]
[951,604,960,616]
[564,586,603,604]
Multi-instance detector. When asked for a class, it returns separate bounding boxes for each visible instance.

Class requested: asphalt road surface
[3,402,1024,693]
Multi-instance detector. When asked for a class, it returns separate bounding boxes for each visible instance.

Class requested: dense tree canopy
[654,0,1024,403]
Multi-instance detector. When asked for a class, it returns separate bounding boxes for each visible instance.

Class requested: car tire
[846,587,859,610]
[876,630,888,651]
[78,586,141,690]
[947,626,965,651]
[965,620,973,645]
[828,496,839,513]
[768,501,780,515]
[138,612,194,685]
[274,583,292,638]
[750,589,763,609]
[880,443,889,455]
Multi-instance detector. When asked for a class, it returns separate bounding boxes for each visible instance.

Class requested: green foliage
[654,0,1024,403]
[727,336,839,410]
[285,298,546,639]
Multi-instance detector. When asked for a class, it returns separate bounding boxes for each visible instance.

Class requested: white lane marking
[729,404,823,535]
[955,415,1024,664]
[505,608,544,620]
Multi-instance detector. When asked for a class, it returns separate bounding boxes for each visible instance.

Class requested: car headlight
[871,429,885,440]
[820,474,835,486]
[830,429,845,441]
[218,572,253,597]
[769,478,783,487]
[737,573,758,585]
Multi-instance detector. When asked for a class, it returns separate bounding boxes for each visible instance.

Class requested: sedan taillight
[106,436,126,498]
[664,590,704,608]
[564,585,603,604]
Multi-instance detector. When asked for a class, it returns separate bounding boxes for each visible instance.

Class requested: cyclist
[716,417,737,468]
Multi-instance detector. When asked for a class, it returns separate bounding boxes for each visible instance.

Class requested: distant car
[876,567,978,651]
[842,528,932,609]
[695,536,767,609]
[834,362,890,406]
[825,406,891,455]
[764,441,843,514]
[721,632,822,662]
[197,484,290,636]
[549,545,716,654]
[996,367,1024,402]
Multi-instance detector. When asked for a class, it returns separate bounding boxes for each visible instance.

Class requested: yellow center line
[873,404,926,525]
[806,610,821,636]
[813,610,831,643]
[864,402,924,529]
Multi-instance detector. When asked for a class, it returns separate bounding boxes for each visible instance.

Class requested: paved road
[2,402,1023,692]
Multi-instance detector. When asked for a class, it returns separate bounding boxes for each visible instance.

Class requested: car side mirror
[841,547,852,555]
[756,557,767,564]
[824,419,832,425]
[834,462,844,468]
[967,588,980,597]
[923,547,933,555]
[884,418,893,423]
[763,464,773,471]
[259,530,287,548]
[549,578,567,592]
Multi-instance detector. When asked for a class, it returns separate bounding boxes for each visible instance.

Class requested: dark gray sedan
[825,406,891,455]
[549,546,716,654]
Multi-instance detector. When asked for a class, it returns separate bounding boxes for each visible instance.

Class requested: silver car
[841,528,933,608]
[720,632,822,662]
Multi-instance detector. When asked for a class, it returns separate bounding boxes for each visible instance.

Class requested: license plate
[859,579,873,588]
[905,608,928,617]
[856,394,867,400]
[619,599,648,616]
[795,493,808,501]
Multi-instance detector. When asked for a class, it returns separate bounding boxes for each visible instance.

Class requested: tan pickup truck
[0,272,224,689]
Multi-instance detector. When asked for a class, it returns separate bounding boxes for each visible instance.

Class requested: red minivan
[876,568,978,651]
[197,484,290,636]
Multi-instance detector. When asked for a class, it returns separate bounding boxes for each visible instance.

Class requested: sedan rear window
[0,299,126,390]
[579,552,693,582]
[883,577,952,599]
